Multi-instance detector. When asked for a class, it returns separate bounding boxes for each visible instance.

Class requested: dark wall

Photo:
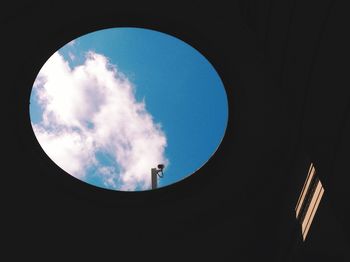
[2,0,348,261]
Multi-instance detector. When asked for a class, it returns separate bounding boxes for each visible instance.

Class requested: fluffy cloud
[32,51,168,191]
[67,40,76,46]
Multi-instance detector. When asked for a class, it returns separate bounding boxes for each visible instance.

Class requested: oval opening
[29,27,228,191]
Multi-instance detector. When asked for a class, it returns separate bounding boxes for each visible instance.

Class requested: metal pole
[151,168,158,189]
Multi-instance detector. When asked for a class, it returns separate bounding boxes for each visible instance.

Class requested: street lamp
[151,164,165,189]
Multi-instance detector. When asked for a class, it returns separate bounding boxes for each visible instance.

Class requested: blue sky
[30,28,228,191]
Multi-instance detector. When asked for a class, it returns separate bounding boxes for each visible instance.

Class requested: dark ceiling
[2,0,349,261]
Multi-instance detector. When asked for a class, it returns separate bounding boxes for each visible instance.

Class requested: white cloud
[68,51,75,61]
[32,51,168,191]
[67,40,76,46]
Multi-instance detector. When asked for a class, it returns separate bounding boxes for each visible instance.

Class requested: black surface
[2,0,349,261]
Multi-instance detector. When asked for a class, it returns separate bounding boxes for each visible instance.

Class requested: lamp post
[151,164,165,189]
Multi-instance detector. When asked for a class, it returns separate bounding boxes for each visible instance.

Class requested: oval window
[30,28,228,191]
